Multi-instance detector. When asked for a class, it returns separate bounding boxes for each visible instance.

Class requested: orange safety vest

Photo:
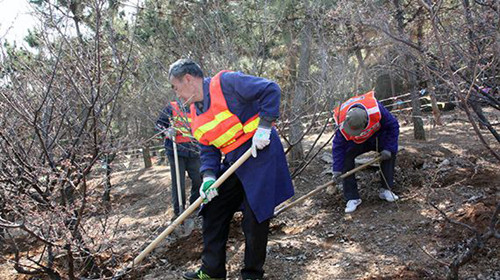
[170,101,193,143]
[333,91,382,144]
[189,70,260,154]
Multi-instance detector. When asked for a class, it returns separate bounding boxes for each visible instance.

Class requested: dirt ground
[1,109,499,279]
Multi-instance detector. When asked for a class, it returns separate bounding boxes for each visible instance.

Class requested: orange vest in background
[333,91,382,144]
[190,71,260,154]
[170,101,193,143]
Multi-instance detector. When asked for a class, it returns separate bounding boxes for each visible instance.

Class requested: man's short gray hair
[168,59,204,80]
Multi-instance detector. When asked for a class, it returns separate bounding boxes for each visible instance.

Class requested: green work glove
[199,176,217,204]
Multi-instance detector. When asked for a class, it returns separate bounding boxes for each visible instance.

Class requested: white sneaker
[379,188,399,202]
[345,199,362,213]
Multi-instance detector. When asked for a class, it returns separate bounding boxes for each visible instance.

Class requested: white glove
[251,126,271,157]
[199,176,218,203]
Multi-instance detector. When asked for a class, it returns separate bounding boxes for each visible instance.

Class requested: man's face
[170,74,196,104]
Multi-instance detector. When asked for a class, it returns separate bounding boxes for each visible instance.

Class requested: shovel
[129,147,253,268]
[273,156,381,216]
[171,136,194,237]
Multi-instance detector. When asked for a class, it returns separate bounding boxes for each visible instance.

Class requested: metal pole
[172,136,184,212]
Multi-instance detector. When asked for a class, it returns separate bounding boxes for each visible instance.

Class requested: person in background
[332,90,400,213]
[156,100,201,219]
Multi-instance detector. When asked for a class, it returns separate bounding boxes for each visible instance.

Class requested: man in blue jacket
[332,91,400,213]
[156,102,201,219]
[168,59,294,280]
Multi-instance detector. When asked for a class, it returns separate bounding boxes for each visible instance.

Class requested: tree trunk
[411,89,426,140]
[423,66,442,126]
[102,153,116,203]
[283,15,298,129]
[394,0,426,140]
[0,195,4,244]
[316,19,331,107]
[429,90,442,126]
[389,72,396,98]
[66,244,75,280]
[143,145,152,169]
[289,0,313,163]
[407,58,426,140]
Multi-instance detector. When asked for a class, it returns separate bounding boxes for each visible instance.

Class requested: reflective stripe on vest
[170,101,193,143]
[333,91,381,144]
[190,70,260,154]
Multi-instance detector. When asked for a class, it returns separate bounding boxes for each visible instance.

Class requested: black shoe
[182,269,224,280]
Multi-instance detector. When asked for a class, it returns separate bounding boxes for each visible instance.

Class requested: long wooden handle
[273,157,381,216]
[131,148,253,266]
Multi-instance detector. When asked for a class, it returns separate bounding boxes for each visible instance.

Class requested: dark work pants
[167,154,201,216]
[342,139,396,201]
[200,174,270,279]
